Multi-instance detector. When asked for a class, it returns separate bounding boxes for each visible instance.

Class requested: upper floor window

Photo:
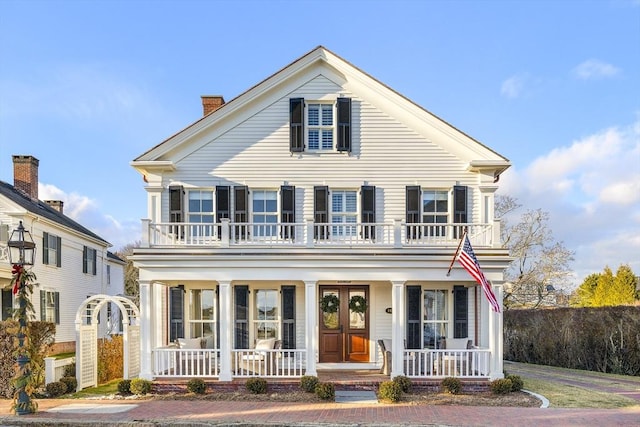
[83,246,97,275]
[188,190,214,223]
[252,190,278,237]
[290,97,352,153]
[106,265,111,285]
[331,190,357,236]
[43,232,62,267]
[406,186,467,239]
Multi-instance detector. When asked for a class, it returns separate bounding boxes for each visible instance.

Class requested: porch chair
[238,338,281,375]
[378,339,416,375]
[438,338,473,376]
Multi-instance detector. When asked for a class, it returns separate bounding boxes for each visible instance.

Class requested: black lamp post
[7,220,37,415]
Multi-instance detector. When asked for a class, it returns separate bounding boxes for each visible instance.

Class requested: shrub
[378,380,403,403]
[27,321,56,387]
[187,378,207,394]
[490,378,513,395]
[245,377,267,394]
[130,378,153,395]
[441,377,462,395]
[98,336,123,384]
[314,382,335,400]
[506,374,523,392]
[392,375,412,393]
[63,362,76,378]
[59,376,77,393]
[299,375,319,393]
[117,379,131,394]
[0,320,18,398]
[45,381,67,397]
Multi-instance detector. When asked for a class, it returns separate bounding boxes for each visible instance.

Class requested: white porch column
[153,284,164,349]
[390,281,405,378]
[218,281,233,381]
[139,280,153,380]
[304,281,317,376]
[489,284,505,380]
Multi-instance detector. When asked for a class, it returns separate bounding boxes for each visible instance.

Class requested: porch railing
[402,348,491,378]
[142,220,497,249]
[153,348,221,378]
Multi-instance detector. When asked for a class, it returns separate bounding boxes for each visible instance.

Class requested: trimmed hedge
[504,306,640,376]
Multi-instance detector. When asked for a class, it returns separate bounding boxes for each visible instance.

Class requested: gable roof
[0,180,110,247]
[133,45,510,176]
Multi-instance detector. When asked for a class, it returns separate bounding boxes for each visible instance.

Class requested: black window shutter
[361,185,376,240]
[42,232,49,265]
[453,185,468,238]
[281,286,296,350]
[453,286,468,339]
[82,246,88,274]
[280,185,295,239]
[234,186,248,239]
[289,98,304,152]
[406,285,421,349]
[313,186,329,240]
[336,97,352,152]
[216,186,230,239]
[169,186,184,222]
[406,186,421,239]
[234,285,249,349]
[40,290,46,321]
[54,292,60,324]
[56,236,62,267]
[92,249,97,275]
[169,287,184,342]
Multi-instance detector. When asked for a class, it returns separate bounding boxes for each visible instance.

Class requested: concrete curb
[522,389,550,408]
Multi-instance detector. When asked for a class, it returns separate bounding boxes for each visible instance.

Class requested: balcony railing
[141,219,498,249]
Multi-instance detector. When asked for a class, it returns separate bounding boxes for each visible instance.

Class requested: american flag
[458,235,501,313]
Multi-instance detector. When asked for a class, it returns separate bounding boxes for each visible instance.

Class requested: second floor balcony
[140,219,500,250]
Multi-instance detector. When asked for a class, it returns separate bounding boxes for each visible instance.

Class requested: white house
[130,46,511,382]
[0,155,125,354]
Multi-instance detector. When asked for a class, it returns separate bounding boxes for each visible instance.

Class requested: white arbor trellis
[75,294,140,390]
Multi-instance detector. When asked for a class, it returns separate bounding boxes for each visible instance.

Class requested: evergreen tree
[571,273,599,307]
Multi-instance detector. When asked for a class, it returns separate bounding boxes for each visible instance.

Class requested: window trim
[43,232,62,267]
[83,246,97,275]
[289,97,352,153]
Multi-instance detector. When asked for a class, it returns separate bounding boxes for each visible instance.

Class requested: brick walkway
[0,398,639,426]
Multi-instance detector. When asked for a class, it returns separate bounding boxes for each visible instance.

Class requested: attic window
[289,97,351,153]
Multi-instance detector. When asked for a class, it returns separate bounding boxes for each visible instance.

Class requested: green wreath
[349,295,367,314]
[320,294,340,313]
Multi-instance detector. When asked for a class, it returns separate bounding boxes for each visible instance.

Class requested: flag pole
[446,227,467,276]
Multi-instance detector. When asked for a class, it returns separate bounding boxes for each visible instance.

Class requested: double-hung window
[423,289,448,349]
[40,290,60,324]
[83,246,97,275]
[252,190,278,237]
[307,103,334,150]
[189,289,217,349]
[422,190,449,237]
[331,190,357,236]
[188,190,214,237]
[43,232,61,267]
[254,289,279,340]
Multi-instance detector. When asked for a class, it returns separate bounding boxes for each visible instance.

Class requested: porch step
[334,390,378,404]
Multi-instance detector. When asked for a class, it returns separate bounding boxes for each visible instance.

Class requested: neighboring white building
[131,46,512,381]
[0,155,125,353]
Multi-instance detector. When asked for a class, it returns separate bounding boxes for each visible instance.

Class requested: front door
[319,285,369,363]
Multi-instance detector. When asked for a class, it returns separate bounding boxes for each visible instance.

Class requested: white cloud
[38,182,141,250]
[500,74,527,99]
[572,59,620,80]
[499,119,640,285]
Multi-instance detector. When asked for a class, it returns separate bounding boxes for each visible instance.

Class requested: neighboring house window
[188,190,214,237]
[252,190,278,237]
[42,232,62,267]
[189,289,217,349]
[40,290,60,324]
[83,246,97,275]
[106,265,111,285]
[289,97,352,153]
[331,190,357,236]
[254,289,278,340]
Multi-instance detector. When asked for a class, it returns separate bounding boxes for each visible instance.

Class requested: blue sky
[1,0,638,287]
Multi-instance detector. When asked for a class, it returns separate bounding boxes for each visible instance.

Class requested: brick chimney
[201,95,225,116]
[12,155,39,199]
[45,200,64,214]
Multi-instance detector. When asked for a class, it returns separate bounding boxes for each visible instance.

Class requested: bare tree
[496,195,574,309]
[115,242,140,306]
